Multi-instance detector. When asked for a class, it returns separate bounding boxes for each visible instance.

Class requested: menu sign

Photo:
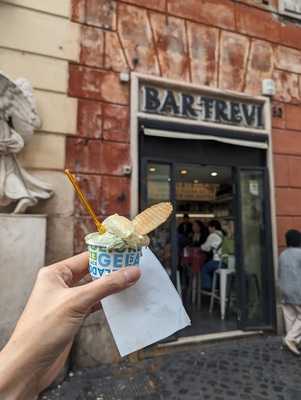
[176,183,217,201]
[148,181,217,201]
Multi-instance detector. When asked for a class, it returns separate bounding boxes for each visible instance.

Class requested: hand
[0,252,140,400]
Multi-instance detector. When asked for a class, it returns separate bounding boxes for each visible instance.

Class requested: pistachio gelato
[85,213,150,251]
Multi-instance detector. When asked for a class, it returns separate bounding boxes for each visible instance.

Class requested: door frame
[234,167,276,330]
[131,73,279,331]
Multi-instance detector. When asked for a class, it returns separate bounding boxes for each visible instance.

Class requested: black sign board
[140,85,265,130]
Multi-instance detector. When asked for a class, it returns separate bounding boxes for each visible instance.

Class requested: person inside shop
[0,252,141,399]
[182,220,208,276]
[188,220,208,247]
[221,221,234,257]
[201,220,224,291]
[177,213,193,261]
[278,229,301,355]
[178,213,192,239]
[179,220,208,302]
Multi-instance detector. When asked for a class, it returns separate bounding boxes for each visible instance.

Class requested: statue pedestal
[0,214,46,349]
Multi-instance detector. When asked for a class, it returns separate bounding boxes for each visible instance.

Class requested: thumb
[73,267,141,310]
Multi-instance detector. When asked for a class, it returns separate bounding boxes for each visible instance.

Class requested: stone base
[71,310,120,368]
[0,214,46,349]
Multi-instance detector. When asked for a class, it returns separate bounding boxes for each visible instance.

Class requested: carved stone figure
[0,72,52,213]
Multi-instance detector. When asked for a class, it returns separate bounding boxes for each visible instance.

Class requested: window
[279,0,301,20]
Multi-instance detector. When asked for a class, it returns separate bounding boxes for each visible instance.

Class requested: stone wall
[0,0,80,265]
[69,0,301,257]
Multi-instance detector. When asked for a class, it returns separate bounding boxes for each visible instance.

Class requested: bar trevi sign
[279,0,301,19]
[140,84,265,131]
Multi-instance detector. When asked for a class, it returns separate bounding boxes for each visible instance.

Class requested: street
[41,336,301,400]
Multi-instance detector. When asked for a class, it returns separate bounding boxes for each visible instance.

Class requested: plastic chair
[209,255,235,320]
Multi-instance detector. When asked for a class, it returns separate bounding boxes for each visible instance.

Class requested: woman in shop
[178,213,193,238]
[180,220,208,305]
[177,214,192,258]
[188,220,209,248]
[279,229,301,355]
[185,220,208,274]
[201,220,224,291]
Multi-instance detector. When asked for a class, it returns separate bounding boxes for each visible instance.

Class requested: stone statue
[0,72,52,213]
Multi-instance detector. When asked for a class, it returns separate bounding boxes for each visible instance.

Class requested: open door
[235,168,276,331]
[140,159,177,286]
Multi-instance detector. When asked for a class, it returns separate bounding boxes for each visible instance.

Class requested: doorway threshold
[157,330,263,348]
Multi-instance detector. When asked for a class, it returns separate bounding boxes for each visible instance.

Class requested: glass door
[140,159,177,285]
[235,168,275,330]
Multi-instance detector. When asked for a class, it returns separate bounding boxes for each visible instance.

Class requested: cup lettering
[98,253,111,267]
[90,248,141,278]
[114,254,124,268]
[134,253,140,265]
[128,253,135,266]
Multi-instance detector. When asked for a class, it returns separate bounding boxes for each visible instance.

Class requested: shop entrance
[139,127,276,337]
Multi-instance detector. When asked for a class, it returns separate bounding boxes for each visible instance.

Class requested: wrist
[0,338,41,400]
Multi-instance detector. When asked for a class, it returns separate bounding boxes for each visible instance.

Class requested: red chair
[181,247,207,308]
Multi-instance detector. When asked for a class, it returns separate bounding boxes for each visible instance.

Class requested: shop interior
[147,163,239,336]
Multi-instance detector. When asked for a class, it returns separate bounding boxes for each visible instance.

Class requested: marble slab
[0,214,46,349]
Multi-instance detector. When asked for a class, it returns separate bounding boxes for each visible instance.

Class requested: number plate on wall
[279,0,301,19]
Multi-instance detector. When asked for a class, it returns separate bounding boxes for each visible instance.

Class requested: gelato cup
[85,213,146,279]
[84,205,172,279]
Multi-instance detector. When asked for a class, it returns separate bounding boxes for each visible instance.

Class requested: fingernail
[124,268,140,286]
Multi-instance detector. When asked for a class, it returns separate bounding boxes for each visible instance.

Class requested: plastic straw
[64,169,106,235]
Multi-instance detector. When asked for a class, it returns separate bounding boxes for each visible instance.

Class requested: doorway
[140,133,276,337]
[147,162,237,335]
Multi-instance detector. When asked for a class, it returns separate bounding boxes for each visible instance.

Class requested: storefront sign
[279,0,301,19]
[140,85,265,130]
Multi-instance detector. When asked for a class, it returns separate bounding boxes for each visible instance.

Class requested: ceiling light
[176,213,215,218]
[149,167,156,172]
[210,172,218,177]
[193,179,199,184]
[180,169,188,175]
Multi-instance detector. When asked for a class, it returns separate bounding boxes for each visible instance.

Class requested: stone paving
[41,336,301,400]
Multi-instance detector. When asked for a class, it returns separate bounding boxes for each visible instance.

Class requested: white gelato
[85,213,149,250]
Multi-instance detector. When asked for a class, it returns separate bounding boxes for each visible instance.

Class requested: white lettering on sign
[140,85,265,130]
[279,0,301,18]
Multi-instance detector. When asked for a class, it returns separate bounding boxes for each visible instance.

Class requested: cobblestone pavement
[41,336,301,400]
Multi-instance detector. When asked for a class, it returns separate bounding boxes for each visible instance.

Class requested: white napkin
[101,247,191,357]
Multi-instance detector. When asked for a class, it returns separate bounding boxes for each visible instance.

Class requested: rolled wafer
[133,202,173,235]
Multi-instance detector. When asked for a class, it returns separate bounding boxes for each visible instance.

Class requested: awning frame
[143,127,268,149]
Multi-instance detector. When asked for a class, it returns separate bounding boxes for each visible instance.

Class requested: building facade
[1,0,301,367]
